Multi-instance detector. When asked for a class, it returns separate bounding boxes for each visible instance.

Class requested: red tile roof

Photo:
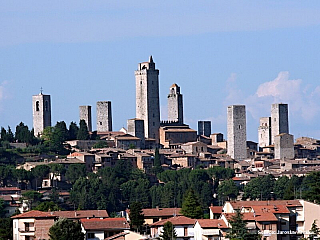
[209,206,223,214]
[197,219,228,228]
[223,212,278,222]
[142,208,182,217]
[53,210,109,219]
[81,218,130,230]
[251,205,290,214]
[229,200,302,209]
[11,210,56,219]
[151,216,196,226]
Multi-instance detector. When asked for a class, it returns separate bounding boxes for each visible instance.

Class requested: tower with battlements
[227,105,247,160]
[32,91,51,137]
[258,117,271,148]
[168,83,183,124]
[135,56,160,141]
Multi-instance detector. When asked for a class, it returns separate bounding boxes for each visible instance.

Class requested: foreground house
[194,219,228,240]
[150,216,196,240]
[80,218,130,240]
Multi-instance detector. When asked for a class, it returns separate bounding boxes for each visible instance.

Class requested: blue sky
[1,1,320,142]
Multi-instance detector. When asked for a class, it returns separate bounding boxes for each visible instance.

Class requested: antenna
[40,87,43,94]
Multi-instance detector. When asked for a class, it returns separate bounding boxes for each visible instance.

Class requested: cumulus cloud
[246,72,320,123]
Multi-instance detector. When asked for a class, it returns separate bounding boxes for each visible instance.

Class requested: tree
[309,220,320,240]
[218,179,239,201]
[129,202,145,232]
[0,218,13,240]
[77,120,89,140]
[65,164,86,184]
[49,218,84,240]
[243,175,275,200]
[68,121,79,140]
[34,201,60,211]
[15,122,34,144]
[226,209,260,240]
[22,190,43,209]
[181,189,203,219]
[160,221,177,240]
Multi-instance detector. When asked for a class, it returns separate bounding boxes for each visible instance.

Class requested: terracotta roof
[209,206,223,214]
[229,200,302,209]
[151,216,196,226]
[81,218,129,230]
[11,210,55,219]
[142,208,182,217]
[251,205,290,214]
[53,210,109,219]
[104,232,128,240]
[197,219,228,228]
[0,187,21,191]
[223,212,278,222]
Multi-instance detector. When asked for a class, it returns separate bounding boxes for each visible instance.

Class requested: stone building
[258,117,271,148]
[97,101,112,132]
[79,105,92,132]
[159,125,197,148]
[167,83,183,124]
[198,121,211,137]
[271,103,289,144]
[32,91,51,137]
[135,56,160,141]
[274,133,294,160]
[127,118,145,149]
[227,105,247,160]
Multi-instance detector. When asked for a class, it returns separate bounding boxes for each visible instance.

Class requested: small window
[36,101,40,111]
[88,233,95,238]
[238,125,242,130]
[153,122,155,126]
[100,122,102,125]
[45,100,49,111]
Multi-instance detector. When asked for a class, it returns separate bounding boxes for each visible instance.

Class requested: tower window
[45,101,49,111]
[238,125,242,130]
[36,101,40,111]
[100,122,103,125]
[140,81,142,85]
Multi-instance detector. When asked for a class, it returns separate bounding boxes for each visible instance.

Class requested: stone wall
[97,101,112,132]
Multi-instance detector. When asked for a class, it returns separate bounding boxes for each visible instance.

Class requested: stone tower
[32,91,51,137]
[127,118,145,149]
[198,121,211,137]
[135,56,160,141]
[168,83,183,124]
[271,103,289,144]
[258,117,271,148]
[227,105,247,160]
[79,105,92,132]
[274,133,294,159]
[97,101,112,132]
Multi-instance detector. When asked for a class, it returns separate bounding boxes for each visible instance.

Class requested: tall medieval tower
[79,105,92,132]
[167,83,183,124]
[227,105,247,160]
[32,91,51,137]
[135,56,160,141]
[97,101,112,132]
[271,103,289,144]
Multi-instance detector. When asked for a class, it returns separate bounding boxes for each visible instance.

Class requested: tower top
[149,55,153,63]
[40,87,43,95]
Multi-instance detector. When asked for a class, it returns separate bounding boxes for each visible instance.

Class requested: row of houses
[11,199,320,240]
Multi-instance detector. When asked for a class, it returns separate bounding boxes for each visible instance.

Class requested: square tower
[32,92,51,137]
[79,105,92,132]
[271,103,289,144]
[258,117,271,148]
[227,105,247,160]
[127,118,145,149]
[274,133,294,159]
[135,56,160,141]
[198,121,211,137]
[168,83,183,124]
[97,101,112,132]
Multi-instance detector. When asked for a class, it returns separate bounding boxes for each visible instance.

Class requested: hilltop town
[1,56,320,240]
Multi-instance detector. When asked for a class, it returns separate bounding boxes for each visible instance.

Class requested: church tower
[135,56,160,141]
[32,90,51,137]
[168,83,183,124]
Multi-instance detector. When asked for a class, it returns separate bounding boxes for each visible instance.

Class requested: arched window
[36,101,40,111]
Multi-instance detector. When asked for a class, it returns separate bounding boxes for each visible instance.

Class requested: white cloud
[0,81,8,101]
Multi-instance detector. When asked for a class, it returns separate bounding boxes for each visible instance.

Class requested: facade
[258,117,271,148]
[198,121,211,137]
[127,118,145,148]
[227,105,247,160]
[271,103,289,144]
[274,133,294,160]
[79,105,92,132]
[168,83,183,124]
[32,92,51,137]
[135,56,160,141]
[97,101,112,132]
[159,125,197,148]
